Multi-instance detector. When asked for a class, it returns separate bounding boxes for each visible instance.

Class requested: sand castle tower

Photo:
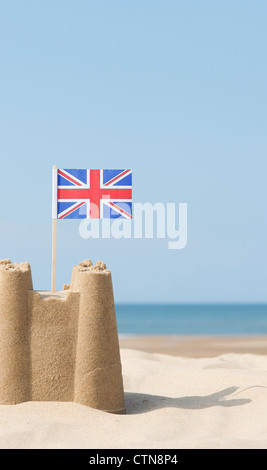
[0,259,125,414]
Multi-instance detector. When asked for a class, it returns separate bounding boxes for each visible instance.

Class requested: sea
[115,303,267,336]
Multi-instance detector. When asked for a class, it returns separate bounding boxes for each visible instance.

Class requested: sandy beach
[119,334,267,357]
[0,336,266,449]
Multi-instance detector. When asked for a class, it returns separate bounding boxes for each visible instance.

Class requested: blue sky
[0,1,266,303]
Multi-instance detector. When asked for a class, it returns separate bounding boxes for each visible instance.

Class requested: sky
[0,0,266,303]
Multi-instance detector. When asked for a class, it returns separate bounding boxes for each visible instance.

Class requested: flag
[53,169,132,219]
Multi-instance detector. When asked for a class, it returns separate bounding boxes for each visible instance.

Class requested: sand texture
[0,348,266,449]
[119,334,267,357]
[0,259,125,414]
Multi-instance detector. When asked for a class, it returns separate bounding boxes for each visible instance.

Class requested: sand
[0,259,125,413]
[119,334,267,357]
[0,340,267,449]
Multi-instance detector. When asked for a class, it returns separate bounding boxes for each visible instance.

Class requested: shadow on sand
[124,386,252,414]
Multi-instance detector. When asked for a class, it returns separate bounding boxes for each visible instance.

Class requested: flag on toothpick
[51,167,132,293]
[53,169,132,220]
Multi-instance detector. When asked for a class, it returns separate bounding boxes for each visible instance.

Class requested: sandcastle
[0,259,125,414]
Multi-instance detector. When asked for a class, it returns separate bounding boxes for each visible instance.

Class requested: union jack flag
[53,169,132,219]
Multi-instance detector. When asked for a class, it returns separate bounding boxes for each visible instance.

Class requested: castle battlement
[0,259,125,414]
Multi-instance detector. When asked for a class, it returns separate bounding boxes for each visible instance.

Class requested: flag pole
[51,165,57,292]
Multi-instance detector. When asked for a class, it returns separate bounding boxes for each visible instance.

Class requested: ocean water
[115,304,267,336]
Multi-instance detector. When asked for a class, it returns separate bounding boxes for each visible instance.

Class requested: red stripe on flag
[58,202,85,219]
[58,188,132,199]
[108,201,132,219]
[104,169,131,186]
[58,169,83,186]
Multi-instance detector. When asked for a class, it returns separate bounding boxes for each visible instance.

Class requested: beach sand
[119,334,267,357]
[0,336,267,449]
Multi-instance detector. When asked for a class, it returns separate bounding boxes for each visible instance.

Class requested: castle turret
[71,260,125,413]
[0,260,33,404]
